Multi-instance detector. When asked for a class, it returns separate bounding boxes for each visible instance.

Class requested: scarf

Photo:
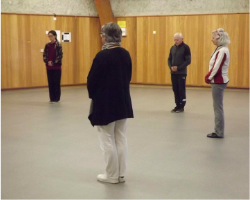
[102,42,121,50]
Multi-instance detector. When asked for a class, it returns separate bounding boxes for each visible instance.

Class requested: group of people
[43,23,230,184]
[168,29,230,140]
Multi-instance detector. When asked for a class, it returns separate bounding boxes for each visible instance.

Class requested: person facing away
[168,33,191,113]
[205,28,230,139]
[43,30,63,103]
[87,22,134,184]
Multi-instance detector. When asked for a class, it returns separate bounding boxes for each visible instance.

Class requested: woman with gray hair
[205,28,230,138]
[87,22,134,183]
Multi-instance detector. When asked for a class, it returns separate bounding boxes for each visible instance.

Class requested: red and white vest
[205,46,230,84]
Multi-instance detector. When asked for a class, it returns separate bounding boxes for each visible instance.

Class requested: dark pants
[171,74,187,108]
[47,70,61,102]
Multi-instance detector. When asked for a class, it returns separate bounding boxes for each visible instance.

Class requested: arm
[205,51,226,83]
[168,49,172,70]
[43,44,48,65]
[177,45,191,71]
[129,54,132,82]
[54,44,63,65]
[87,54,106,99]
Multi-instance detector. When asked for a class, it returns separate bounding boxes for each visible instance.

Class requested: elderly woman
[205,28,230,138]
[87,23,134,183]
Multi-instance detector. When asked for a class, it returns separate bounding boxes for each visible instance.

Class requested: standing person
[205,28,230,138]
[168,33,191,113]
[43,30,63,103]
[87,23,134,184]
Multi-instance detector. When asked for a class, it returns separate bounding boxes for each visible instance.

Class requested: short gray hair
[212,28,230,46]
[174,32,183,38]
[101,22,122,43]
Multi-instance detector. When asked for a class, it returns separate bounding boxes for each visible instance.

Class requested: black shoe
[207,133,223,138]
[176,108,184,113]
[171,107,179,113]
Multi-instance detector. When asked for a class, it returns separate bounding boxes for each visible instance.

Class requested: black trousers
[47,70,61,102]
[171,74,187,108]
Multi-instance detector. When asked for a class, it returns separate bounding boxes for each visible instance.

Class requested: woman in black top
[87,23,134,184]
[43,30,63,103]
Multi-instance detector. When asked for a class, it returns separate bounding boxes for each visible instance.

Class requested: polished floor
[1,85,249,199]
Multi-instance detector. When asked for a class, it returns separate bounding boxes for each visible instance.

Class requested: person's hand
[48,61,53,66]
[171,66,178,72]
[205,75,211,84]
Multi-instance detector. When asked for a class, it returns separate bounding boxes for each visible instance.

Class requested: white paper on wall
[121,28,127,36]
[62,32,71,42]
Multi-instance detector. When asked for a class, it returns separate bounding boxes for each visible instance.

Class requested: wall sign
[62,32,71,42]
[117,21,127,37]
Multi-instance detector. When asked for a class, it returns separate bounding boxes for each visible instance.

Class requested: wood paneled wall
[1,14,102,89]
[1,13,249,89]
[116,13,249,88]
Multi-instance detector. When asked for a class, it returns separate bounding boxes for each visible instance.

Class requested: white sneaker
[119,176,125,183]
[97,174,118,184]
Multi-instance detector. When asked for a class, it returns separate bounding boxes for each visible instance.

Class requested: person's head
[100,22,122,45]
[211,28,230,47]
[48,30,57,42]
[174,33,183,46]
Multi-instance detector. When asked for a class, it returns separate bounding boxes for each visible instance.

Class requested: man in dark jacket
[168,33,191,113]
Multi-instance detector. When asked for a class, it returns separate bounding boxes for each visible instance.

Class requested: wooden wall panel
[116,13,249,88]
[29,15,55,87]
[1,13,249,89]
[9,15,19,88]
[1,14,102,89]
[238,14,249,87]
[116,17,138,83]
[1,15,8,88]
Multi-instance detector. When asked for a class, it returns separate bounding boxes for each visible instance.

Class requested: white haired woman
[87,23,134,183]
[205,28,230,138]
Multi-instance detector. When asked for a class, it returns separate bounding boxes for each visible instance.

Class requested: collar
[175,42,184,48]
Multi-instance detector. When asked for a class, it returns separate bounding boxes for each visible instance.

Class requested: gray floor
[1,85,249,199]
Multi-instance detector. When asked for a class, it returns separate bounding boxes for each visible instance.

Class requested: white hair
[212,28,230,46]
[174,32,183,38]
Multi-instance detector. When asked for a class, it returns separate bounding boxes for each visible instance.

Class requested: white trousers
[97,119,127,179]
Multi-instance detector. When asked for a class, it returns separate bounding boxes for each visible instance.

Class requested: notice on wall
[62,32,71,42]
[121,28,127,36]
[118,21,127,37]
[117,21,126,28]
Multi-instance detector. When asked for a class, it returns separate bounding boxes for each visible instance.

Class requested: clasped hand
[48,61,53,66]
[171,66,178,72]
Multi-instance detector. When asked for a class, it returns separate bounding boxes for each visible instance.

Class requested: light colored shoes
[119,176,125,183]
[97,174,119,184]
